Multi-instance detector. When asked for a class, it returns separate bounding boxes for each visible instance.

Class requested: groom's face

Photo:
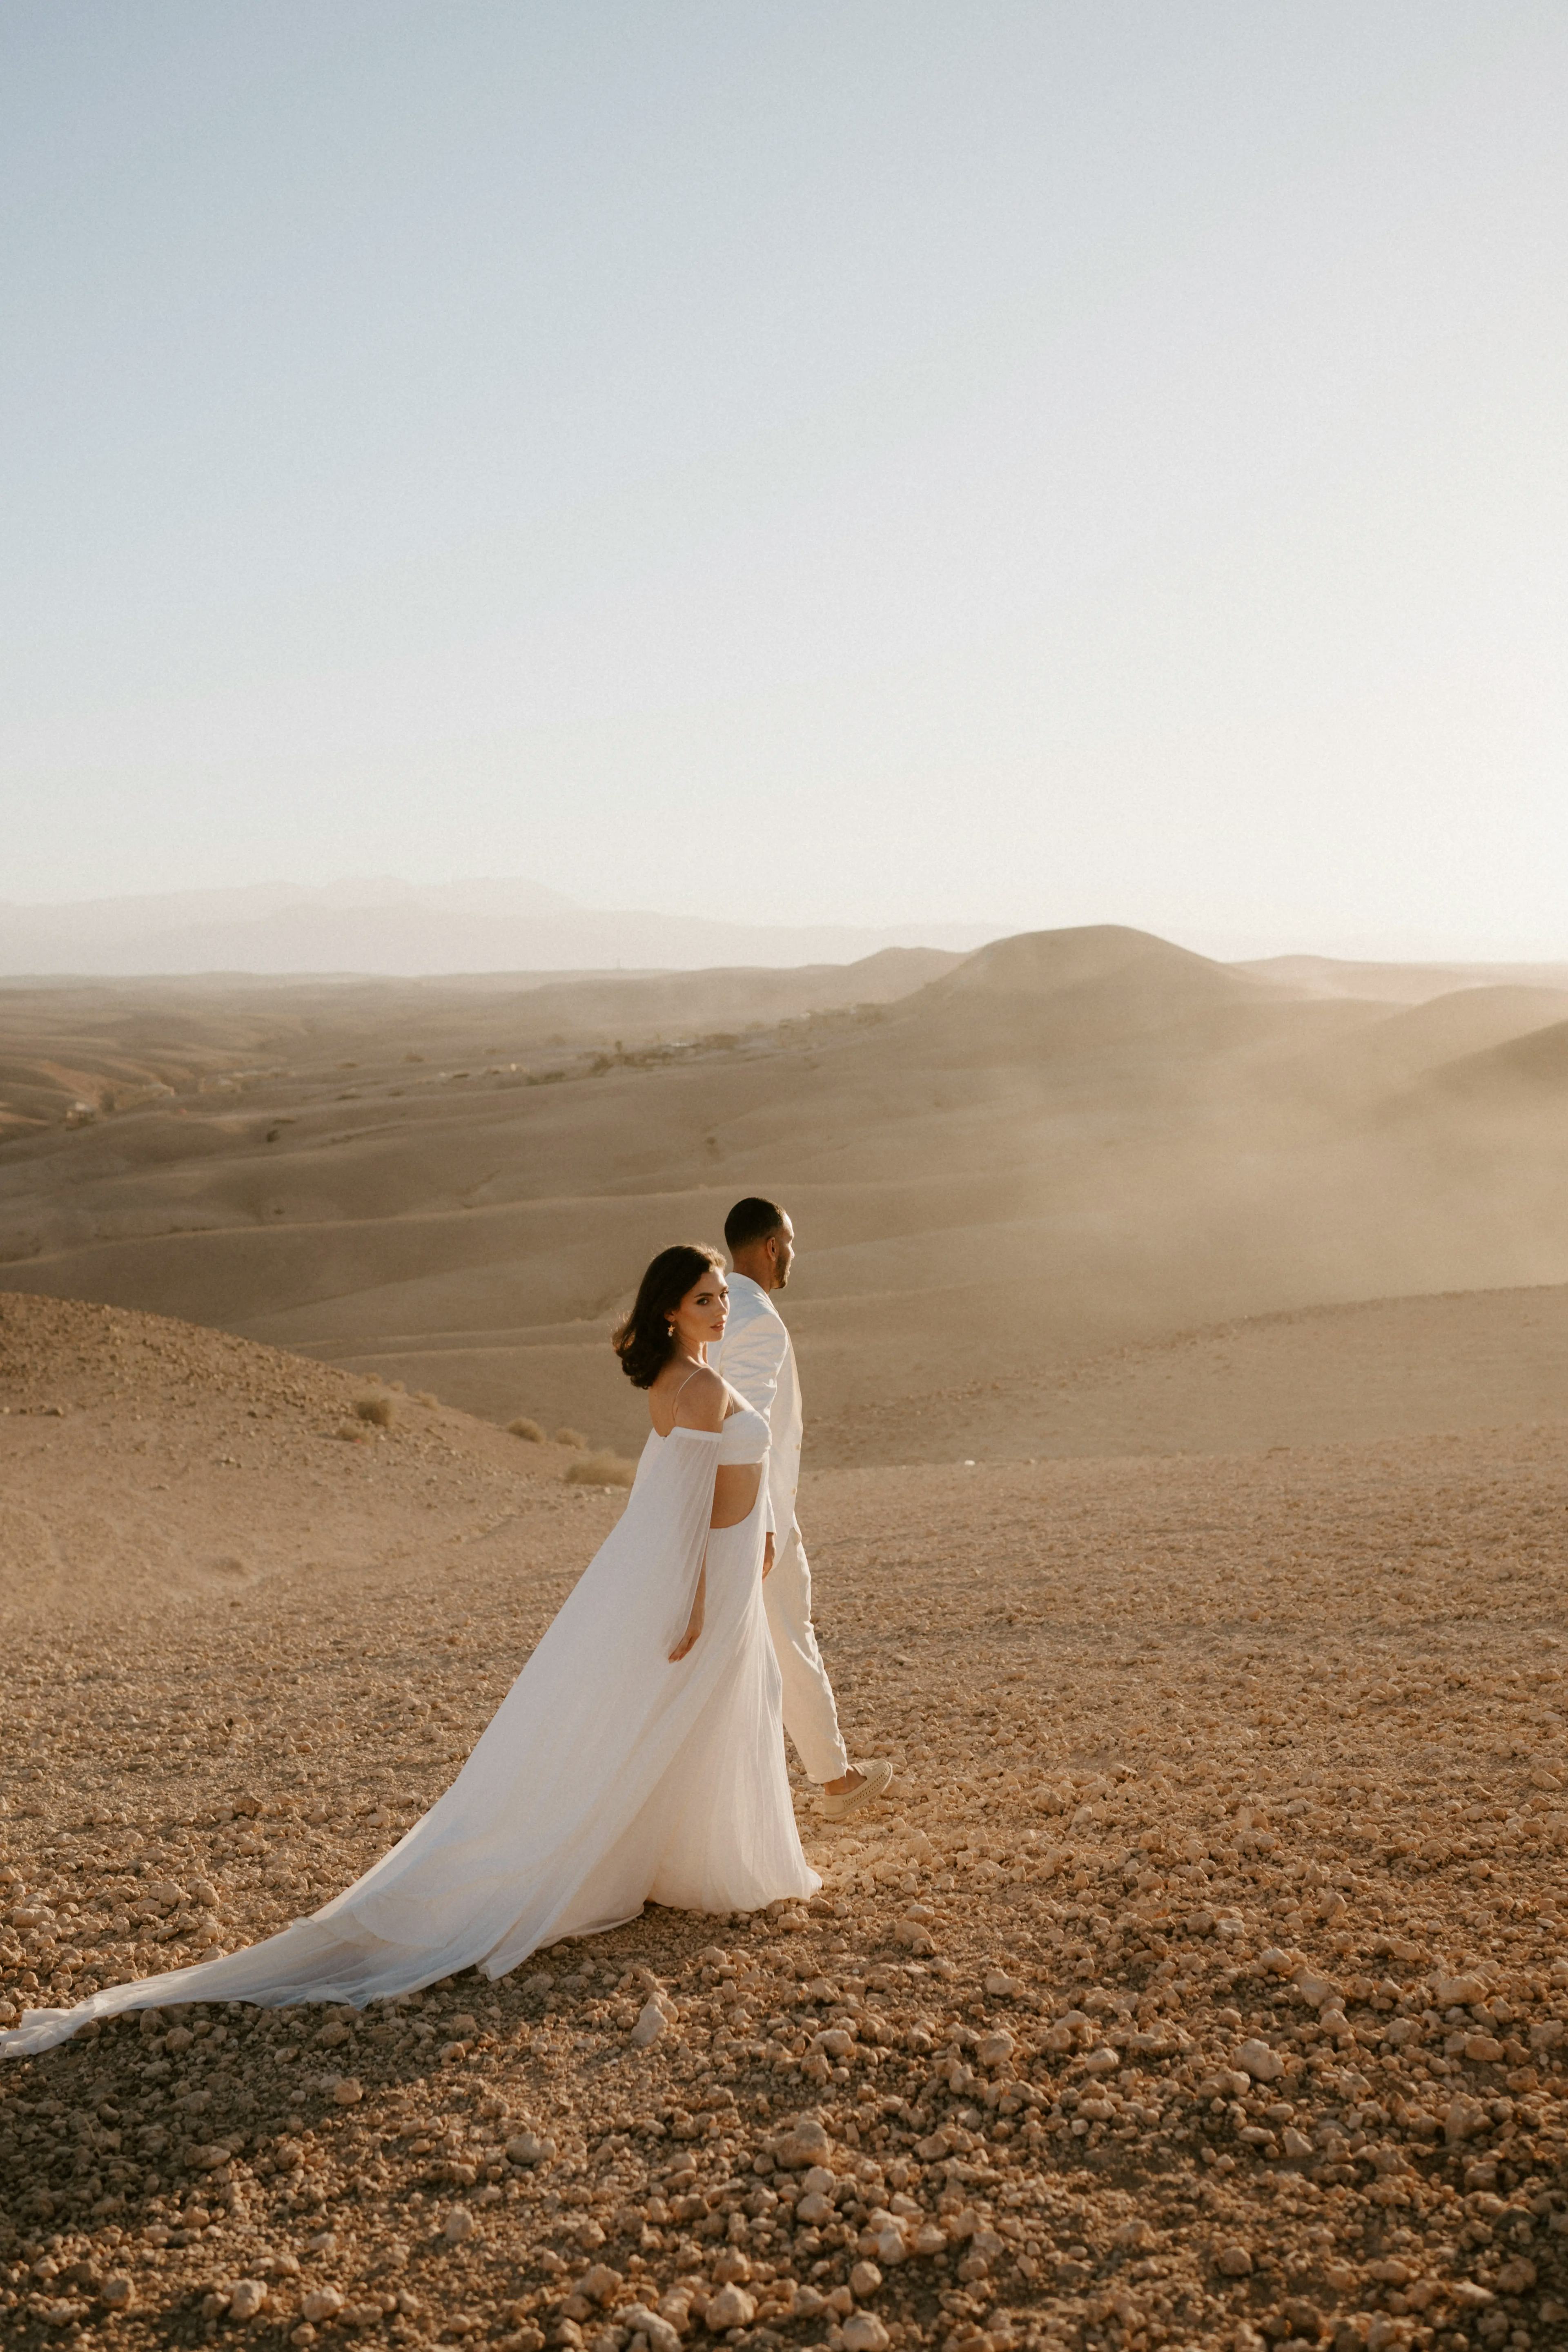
[769,1217,796,1289]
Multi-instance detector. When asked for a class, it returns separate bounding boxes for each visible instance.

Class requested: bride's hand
[762,1531,776,1577]
[669,1613,703,1663]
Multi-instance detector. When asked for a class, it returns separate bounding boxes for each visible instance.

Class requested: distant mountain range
[0,878,1007,977]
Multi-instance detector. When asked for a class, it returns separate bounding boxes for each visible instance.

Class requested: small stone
[1259,1947,1296,1976]
[1432,1971,1488,2007]
[817,2026,855,2058]
[1367,2260,1411,2286]
[505,2131,557,2167]
[841,2315,890,2352]
[619,2306,682,2352]
[703,2285,755,2331]
[227,2280,269,2322]
[1496,2257,1537,2294]
[710,2251,751,2286]
[578,2265,624,2306]
[849,2261,882,2298]
[774,2112,834,2169]
[1082,2045,1118,2074]
[1234,2039,1284,2083]
[977,2031,1014,2067]
[443,2205,476,2242]
[983,1972,1022,1997]
[911,2223,947,2257]
[1443,2093,1489,2145]
[1463,2033,1503,2063]
[631,2000,667,2049]
[1215,2242,1254,2278]
[332,2077,363,2105]
[872,2226,907,2265]
[100,2276,134,2312]
[301,2290,343,2324]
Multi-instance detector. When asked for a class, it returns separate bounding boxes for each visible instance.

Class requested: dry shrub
[508,1416,545,1442]
[564,1451,636,1489]
[414,1391,439,1408]
[554,1426,587,1449]
[355,1395,394,1427]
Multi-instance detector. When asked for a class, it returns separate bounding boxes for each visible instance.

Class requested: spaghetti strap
[666,1362,708,1432]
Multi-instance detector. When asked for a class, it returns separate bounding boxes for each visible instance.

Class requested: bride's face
[670,1267,728,1354]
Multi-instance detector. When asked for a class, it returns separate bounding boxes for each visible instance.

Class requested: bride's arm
[667,1367,724,1659]
[669,1555,707,1661]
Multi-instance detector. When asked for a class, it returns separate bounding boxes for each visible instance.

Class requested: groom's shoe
[820,1758,894,1821]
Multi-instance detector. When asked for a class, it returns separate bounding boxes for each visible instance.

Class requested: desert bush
[508,1417,545,1442]
[355,1395,394,1427]
[564,1451,636,1489]
[554,1426,587,1449]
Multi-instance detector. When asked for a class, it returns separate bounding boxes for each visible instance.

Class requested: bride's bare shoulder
[670,1363,726,1432]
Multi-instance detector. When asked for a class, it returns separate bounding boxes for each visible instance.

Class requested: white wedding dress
[2,1405,818,2057]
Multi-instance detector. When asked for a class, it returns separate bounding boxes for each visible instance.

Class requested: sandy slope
[2,1296,1568,2352]
[815,1286,1568,1468]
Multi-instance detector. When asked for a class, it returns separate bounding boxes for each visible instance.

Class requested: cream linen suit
[715,1273,849,1784]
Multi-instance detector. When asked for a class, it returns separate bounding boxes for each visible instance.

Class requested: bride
[2,1243,819,2058]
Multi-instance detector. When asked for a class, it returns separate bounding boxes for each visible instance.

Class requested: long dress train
[1,1420,817,2058]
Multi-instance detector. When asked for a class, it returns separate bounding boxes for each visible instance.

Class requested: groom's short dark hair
[725,1196,786,1253]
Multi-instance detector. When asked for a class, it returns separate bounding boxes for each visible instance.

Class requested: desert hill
[0,948,961,1139]
[0,1291,603,1625]
[3,924,1568,1458]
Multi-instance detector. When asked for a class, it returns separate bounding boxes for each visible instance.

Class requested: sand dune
[4,924,1568,1462]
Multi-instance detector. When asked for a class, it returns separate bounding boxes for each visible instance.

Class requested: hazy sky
[4,3,1566,956]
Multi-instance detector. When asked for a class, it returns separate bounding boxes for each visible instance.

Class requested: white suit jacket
[714,1273,803,1543]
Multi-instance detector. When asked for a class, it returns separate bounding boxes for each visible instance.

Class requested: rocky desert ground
[3,1286,1566,2352]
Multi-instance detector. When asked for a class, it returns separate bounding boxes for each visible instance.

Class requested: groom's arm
[718,1309,788,1421]
[719,1310,788,1546]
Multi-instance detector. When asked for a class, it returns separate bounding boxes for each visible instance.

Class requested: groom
[716,1197,892,1821]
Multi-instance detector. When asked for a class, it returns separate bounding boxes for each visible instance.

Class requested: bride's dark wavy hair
[612,1242,726,1389]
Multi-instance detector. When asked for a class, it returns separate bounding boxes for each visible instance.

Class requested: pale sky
[3,2,1566,959]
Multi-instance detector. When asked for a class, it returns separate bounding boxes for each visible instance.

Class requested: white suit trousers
[764,1523,849,1784]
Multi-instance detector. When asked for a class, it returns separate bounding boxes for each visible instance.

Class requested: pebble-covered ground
[2,1299,1567,2352]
